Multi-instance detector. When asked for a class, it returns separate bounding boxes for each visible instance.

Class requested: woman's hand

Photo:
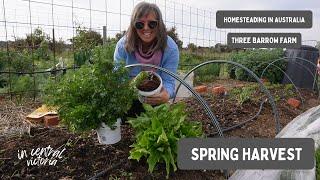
[144,87,169,105]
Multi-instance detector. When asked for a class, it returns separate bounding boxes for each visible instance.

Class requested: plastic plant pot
[135,71,163,97]
[96,118,121,145]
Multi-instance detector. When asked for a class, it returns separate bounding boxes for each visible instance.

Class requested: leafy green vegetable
[128,103,203,178]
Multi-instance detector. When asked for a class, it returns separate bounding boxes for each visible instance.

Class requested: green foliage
[194,64,221,83]
[128,103,203,178]
[9,27,56,60]
[130,71,149,88]
[283,84,295,97]
[34,41,50,61]
[91,43,116,62]
[49,38,67,54]
[74,42,116,67]
[10,51,33,73]
[74,49,92,66]
[72,26,104,66]
[167,27,183,49]
[316,148,320,179]
[44,54,135,132]
[72,26,103,51]
[0,52,6,87]
[265,83,295,100]
[230,85,258,105]
[11,75,37,99]
[26,27,49,50]
[187,43,197,52]
[179,52,204,71]
[228,49,286,83]
[179,52,224,84]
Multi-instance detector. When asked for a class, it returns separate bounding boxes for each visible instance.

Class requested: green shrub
[194,63,221,83]
[91,43,116,62]
[74,42,116,66]
[0,51,7,88]
[34,41,50,61]
[74,49,92,66]
[128,103,203,178]
[228,49,286,83]
[11,75,37,98]
[44,56,135,132]
[10,51,33,73]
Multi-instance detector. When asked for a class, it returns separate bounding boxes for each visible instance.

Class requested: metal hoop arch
[125,63,224,137]
[173,60,281,134]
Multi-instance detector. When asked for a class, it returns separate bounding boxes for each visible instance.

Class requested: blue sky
[0,0,319,47]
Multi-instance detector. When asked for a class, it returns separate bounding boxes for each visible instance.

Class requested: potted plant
[44,53,135,145]
[132,71,162,100]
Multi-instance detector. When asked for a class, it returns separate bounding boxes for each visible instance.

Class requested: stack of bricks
[25,105,59,127]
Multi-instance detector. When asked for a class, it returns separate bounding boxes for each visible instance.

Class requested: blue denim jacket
[114,36,179,99]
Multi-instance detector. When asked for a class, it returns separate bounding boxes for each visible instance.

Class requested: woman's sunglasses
[134,20,158,30]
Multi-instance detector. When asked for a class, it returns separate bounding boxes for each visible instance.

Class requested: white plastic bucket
[96,118,121,145]
[137,71,163,97]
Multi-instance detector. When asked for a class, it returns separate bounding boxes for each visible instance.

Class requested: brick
[26,116,44,124]
[212,86,226,95]
[194,85,207,93]
[44,115,59,127]
[287,98,301,108]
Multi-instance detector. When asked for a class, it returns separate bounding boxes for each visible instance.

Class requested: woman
[114,2,179,106]
[317,57,320,75]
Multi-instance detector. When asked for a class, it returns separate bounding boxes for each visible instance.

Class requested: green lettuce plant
[128,103,203,178]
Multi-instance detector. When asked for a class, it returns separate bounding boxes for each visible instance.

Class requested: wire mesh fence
[0,0,318,100]
[0,0,237,100]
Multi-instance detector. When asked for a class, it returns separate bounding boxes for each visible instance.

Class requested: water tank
[282,45,319,90]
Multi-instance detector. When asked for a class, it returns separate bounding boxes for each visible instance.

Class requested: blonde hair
[125,2,167,53]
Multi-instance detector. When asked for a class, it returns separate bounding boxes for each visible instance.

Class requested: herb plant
[44,55,135,132]
[128,103,203,178]
[130,71,149,88]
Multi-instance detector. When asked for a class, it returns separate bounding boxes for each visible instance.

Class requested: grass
[316,148,320,179]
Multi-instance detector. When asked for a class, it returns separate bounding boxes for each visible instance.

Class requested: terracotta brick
[287,98,301,108]
[44,115,59,127]
[194,85,207,93]
[26,116,44,124]
[212,86,226,95]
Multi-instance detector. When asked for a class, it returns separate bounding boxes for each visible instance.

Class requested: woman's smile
[136,13,157,45]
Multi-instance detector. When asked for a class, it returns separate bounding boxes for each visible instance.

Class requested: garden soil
[0,80,319,179]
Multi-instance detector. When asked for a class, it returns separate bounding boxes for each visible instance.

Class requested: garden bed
[0,80,319,179]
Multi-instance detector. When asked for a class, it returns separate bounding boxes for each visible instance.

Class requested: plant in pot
[44,56,135,145]
[131,71,162,99]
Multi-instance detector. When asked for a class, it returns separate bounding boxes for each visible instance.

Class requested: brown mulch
[0,80,320,179]
[0,98,41,138]
[0,125,225,180]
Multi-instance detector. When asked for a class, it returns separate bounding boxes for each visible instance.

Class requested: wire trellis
[0,0,235,99]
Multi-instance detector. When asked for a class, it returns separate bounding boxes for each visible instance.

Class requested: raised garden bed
[0,80,319,179]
